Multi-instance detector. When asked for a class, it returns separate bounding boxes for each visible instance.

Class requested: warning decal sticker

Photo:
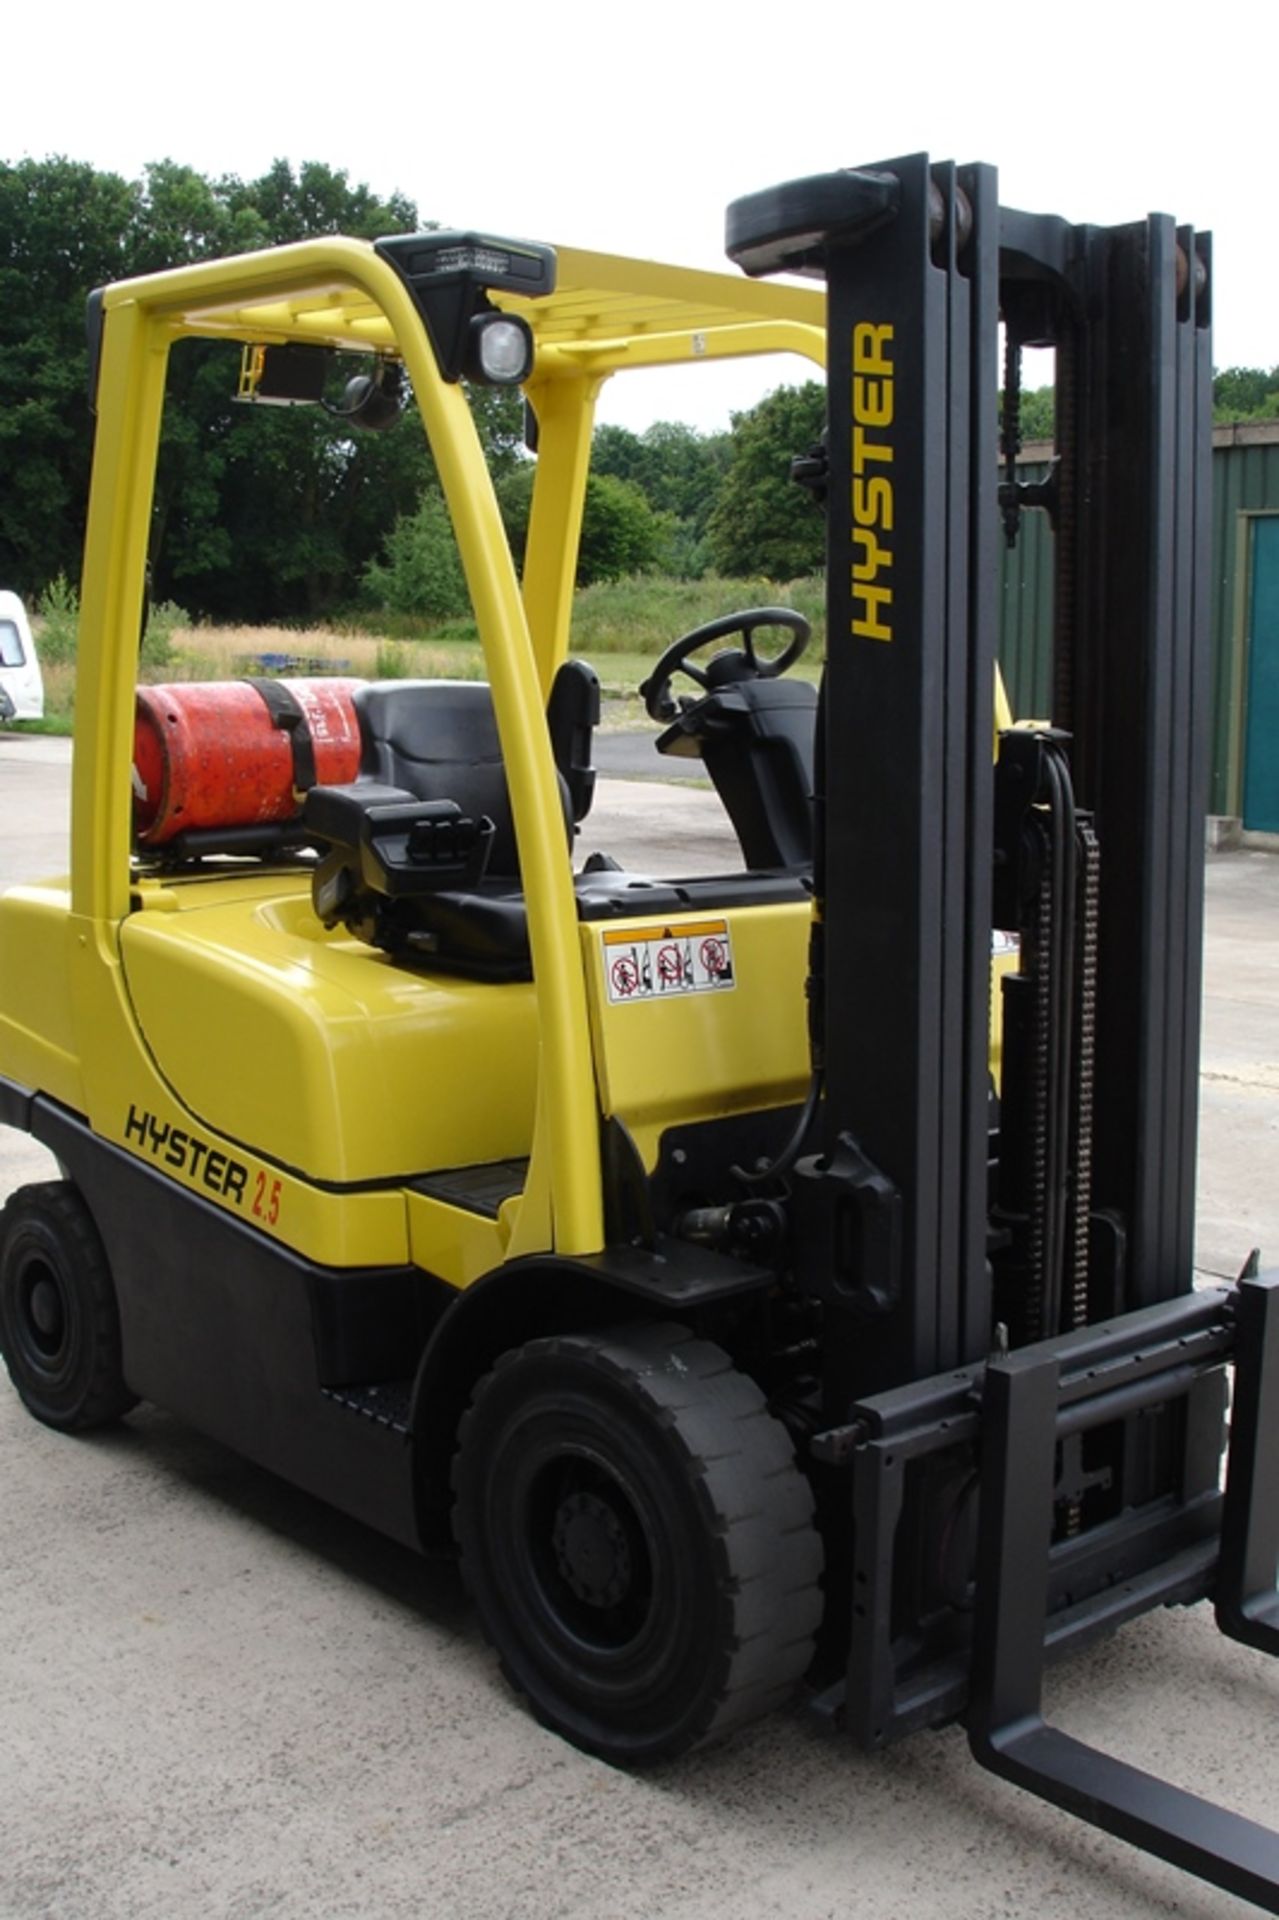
[602,919,735,1004]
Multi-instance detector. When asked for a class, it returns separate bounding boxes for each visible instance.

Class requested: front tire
[452,1321,823,1765]
[0,1181,137,1431]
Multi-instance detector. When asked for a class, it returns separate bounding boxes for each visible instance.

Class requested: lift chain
[1068,820,1100,1332]
[1025,854,1053,1340]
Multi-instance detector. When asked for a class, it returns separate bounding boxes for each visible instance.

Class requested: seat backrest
[354,681,519,873]
[354,675,594,878]
[698,678,817,870]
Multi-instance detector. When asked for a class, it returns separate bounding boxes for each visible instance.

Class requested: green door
[1244,516,1279,832]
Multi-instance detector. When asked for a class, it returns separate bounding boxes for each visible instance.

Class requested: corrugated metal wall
[1207,428,1279,813]
[997,452,1053,718]
[996,427,1279,811]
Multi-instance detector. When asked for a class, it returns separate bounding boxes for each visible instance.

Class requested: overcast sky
[5,1,1272,433]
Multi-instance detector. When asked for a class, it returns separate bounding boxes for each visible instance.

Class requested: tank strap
[242,678,317,795]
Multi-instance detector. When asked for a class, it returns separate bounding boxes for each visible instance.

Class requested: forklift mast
[729,161,1279,1911]
[730,158,1211,1393]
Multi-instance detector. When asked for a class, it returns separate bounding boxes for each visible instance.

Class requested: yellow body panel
[118,876,539,1185]
[406,1190,507,1290]
[51,900,411,1268]
[0,884,85,1112]
[582,903,811,1169]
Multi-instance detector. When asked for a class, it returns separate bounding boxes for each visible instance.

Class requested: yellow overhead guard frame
[77,236,826,1260]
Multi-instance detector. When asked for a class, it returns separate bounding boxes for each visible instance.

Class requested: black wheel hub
[552,1489,633,1608]
[22,1265,66,1361]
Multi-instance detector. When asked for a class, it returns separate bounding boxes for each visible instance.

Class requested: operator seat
[304,664,599,978]
[658,676,817,870]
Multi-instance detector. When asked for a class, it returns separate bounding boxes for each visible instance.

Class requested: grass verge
[25,573,826,734]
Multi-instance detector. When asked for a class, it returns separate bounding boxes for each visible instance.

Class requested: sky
[5,1,1273,433]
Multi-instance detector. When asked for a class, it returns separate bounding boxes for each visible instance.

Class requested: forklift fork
[820,1275,1279,1910]
[1217,1275,1279,1658]
[968,1272,1279,1911]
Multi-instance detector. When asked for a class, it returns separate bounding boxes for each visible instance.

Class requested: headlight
[467,313,534,386]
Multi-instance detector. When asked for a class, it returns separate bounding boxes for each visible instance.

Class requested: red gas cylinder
[133,678,365,846]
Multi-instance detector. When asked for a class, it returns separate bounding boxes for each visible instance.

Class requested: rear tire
[0,1181,137,1431]
[452,1321,823,1765]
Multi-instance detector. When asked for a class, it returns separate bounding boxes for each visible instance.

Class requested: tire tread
[453,1320,823,1762]
[0,1180,136,1431]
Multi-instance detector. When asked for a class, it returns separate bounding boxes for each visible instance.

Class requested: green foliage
[465,385,527,481]
[706,383,826,579]
[1001,385,1055,444]
[1213,367,1279,423]
[218,158,418,246]
[363,492,469,620]
[569,572,825,655]
[35,574,79,664]
[657,521,716,581]
[1001,369,1279,439]
[34,573,184,672]
[494,465,535,565]
[592,420,731,579]
[374,639,415,679]
[0,155,425,614]
[594,421,731,536]
[498,465,668,586]
[141,599,188,670]
[0,161,138,596]
[577,473,668,583]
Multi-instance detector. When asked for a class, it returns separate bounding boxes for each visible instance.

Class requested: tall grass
[23,574,828,733]
[158,624,485,684]
[570,574,825,654]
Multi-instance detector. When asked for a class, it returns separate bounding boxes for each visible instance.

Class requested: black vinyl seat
[352,679,528,876]
[656,676,817,871]
[305,667,599,979]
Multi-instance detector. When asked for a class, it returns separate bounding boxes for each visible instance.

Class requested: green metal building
[999,423,1279,838]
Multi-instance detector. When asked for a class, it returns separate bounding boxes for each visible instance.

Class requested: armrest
[304,780,420,849]
[305,781,495,928]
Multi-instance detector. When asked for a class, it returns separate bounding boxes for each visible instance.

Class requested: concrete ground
[1,732,1277,1920]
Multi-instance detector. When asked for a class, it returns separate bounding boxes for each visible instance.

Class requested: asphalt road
[594,726,685,783]
[2,733,1278,1920]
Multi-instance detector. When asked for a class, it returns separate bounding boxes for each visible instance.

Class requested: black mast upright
[1045,213,1214,1306]
[729,158,1000,1401]
[728,158,1213,1400]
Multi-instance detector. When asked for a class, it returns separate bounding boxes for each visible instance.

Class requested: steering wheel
[641,608,811,723]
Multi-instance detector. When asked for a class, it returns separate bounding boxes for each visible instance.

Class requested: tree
[997,369,1279,441]
[496,464,668,587]
[142,161,425,619]
[1213,367,1279,423]
[1001,385,1054,444]
[465,384,527,483]
[593,419,731,575]
[223,158,417,247]
[577,472,669,582]
[0,159,139,596]
[0,156,431,616]
[363,492,469,619]
[707,383,826,579]
[636,420,732,532]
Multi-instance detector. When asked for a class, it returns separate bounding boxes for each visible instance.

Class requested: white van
[0,591,45,721]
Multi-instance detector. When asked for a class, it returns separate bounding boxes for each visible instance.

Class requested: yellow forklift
[2,155,1279,1909]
